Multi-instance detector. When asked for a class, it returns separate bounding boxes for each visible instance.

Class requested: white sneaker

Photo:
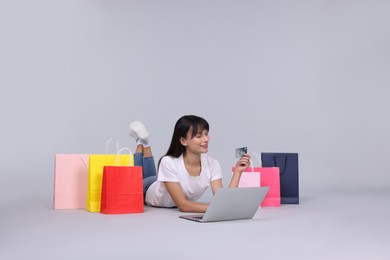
[129,121,151,140]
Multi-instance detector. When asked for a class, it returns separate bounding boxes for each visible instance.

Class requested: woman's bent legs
[134,152,157,200]
[134,153,157,179]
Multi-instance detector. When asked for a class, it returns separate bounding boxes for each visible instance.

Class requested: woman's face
[181,127,209,154]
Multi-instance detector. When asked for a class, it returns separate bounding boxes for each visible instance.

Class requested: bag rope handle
[105,138,119,154]
[273,154,287,175]
[248,151,262,172]
[116,147,134,166]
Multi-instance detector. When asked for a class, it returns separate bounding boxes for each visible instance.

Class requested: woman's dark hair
[158,115,209,167]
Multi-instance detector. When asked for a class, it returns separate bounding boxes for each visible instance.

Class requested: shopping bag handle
[105,138,119,154]
[273,154,287,175]
[116,147,134,166]
[248,151,262,172]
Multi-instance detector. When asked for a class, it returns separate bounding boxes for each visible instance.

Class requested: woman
[129,115,250,213]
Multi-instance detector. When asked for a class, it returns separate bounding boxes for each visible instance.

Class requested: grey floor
[1,187,389,260]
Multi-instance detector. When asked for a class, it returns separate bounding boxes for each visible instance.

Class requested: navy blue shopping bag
[261,153,299,204]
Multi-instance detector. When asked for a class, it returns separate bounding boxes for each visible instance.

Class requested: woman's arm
[229,154,251,188]
[210,178,223,195]
[164,182,208,213]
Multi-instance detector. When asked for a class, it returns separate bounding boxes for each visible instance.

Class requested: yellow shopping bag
[86,139,134,212]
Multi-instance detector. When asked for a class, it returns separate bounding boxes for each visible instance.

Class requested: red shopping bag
[232,166,280,207]
[100,165,144,214]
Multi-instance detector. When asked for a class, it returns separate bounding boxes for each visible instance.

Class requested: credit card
[235,147,247,158]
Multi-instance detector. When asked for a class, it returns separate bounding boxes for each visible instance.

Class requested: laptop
[179,186,269,223]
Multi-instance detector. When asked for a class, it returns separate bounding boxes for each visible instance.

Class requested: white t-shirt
[145,153,222,208]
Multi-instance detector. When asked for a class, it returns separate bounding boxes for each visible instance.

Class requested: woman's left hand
[234,153,251,173]
[229,153,251,188]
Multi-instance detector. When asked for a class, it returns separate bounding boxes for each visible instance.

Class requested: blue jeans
[134,153,157,200]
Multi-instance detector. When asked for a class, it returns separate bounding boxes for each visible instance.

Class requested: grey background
[1,0,389,259]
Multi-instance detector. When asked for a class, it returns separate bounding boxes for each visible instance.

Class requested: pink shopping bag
[232,166,280,207]
[234,167,261,188]
[54,154,89,209]
[259,167,281,207]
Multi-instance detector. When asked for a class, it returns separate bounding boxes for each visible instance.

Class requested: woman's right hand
[164,181,208,213]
